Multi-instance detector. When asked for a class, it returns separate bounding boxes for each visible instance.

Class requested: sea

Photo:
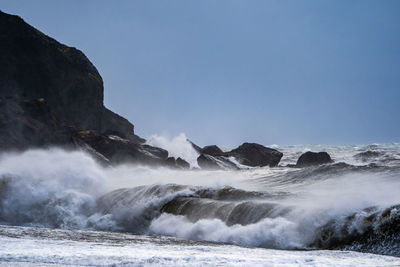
[0,142,400,266]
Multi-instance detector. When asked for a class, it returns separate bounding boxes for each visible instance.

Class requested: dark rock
[187,139,202,154]
[225,143,283,167]
[296,151,333,167]
[0,10,177,168]
[165,157,177,168]
[0,96,70,149]
[165,157,190,169]
[0,10,136,145]
[285,164,298,168]
[141,144,169,160]
[202,145,224,156]
[197,154,220,170]
[197,154,239,170]
[73,130,167,165]
[176,157,190,169]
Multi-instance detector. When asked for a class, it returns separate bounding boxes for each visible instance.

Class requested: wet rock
[202,145,224,156]
[296,151,333,167]
[225,143,283,167]
[197,154,239,170]
[176,157,190,169]
[187,139,203,154]
[0,11,179,168]
[73,130,168,165]
[0,10,136,147]
[165,157,190,169]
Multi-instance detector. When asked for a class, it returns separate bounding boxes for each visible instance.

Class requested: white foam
[149,213,302,249]
[146,133,200,167]
[0,225,399,267]
[0,145,400,255]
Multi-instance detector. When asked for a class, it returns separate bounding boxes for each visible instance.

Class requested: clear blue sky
[2,1,400,146]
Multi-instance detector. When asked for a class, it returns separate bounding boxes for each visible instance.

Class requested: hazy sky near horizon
[2,1,400,146]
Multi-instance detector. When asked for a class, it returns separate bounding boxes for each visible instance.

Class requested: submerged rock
[296,151,333,167]
[354,150,383,162]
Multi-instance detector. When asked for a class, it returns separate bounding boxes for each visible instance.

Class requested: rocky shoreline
[0,10,333,170]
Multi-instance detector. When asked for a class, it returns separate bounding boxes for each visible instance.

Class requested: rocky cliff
[0,10,191,167]
[0,10,138,144]
[0,10,285,170]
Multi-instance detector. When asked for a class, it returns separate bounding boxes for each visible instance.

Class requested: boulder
[187,139,202,154]
[72,130,168,165]
[225,143,283,167]
[197,154,239,170]
[296,151,333,167]
[202,145,224,156]
[176,157,190,169]
[165,157,190,169]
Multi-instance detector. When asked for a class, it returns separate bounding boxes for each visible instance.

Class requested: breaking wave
[0,144,400,256]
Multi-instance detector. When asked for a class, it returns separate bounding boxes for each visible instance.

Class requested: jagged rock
[165,157,190,169]
[187,139,202,154]
[225,143,283,167]
[202,145,224,156]
[73,130,168,165]
[0,10,284,171]
[0,10,175,168]
[176,157,190,169]
[197,154,239,170]
[296,151,333,167]
[0,96,70,149]
[0,10,136,145]
[165,157,177,168]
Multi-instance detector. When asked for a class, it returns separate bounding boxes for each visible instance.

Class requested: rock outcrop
[201,145,224,156]
[165,157,190,169]
[0,11,139,142]
[196,142,283,170]
[0,10,171,166]
[296,151,333,167]
[0,10,285,170]
[197,154,239,170]
[225,143,283,167]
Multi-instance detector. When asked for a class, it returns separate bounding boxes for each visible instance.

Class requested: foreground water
[0,143,399,265]
[1,225,399,266]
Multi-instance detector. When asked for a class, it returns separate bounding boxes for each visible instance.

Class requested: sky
[2,1,400,146]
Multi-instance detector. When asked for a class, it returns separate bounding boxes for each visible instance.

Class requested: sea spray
[0,145,399,256]
[146,133,200,167]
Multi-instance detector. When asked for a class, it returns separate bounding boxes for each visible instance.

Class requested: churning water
[1,143,400,266]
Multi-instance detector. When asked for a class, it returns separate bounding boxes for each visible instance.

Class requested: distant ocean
[1,143,400,266]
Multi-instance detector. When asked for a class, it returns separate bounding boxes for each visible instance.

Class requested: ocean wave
[0,147,400,256]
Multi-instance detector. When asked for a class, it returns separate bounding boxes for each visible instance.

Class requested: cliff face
[0,10,135,144]
[0,10,281,169]
[0,10,190,167]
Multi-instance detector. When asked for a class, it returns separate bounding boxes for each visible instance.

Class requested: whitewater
[1,140,400,266]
